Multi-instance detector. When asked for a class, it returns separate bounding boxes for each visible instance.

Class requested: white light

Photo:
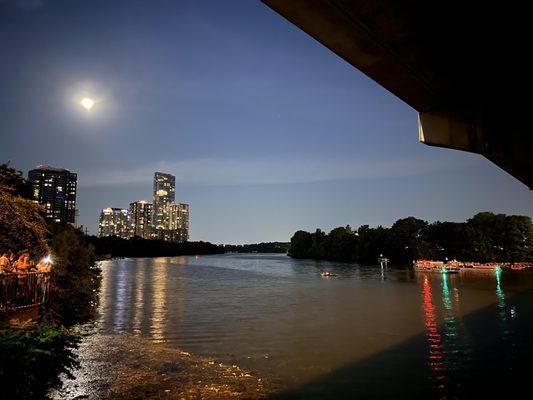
[81,97,95,111]
[41,254,53,265]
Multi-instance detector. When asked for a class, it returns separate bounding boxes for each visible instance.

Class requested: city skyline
[1,0,532,244]
[98,171,189,242]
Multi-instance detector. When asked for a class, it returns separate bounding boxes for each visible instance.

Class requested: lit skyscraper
[130,200,153,239]
[98,207,133,239]
[28,165,77,225]
[169,203,190,242]
[152,172,175,231]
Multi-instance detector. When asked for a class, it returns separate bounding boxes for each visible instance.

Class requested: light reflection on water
[95,254,533,395]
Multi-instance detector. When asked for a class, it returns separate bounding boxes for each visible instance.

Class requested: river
[71,253,533,398]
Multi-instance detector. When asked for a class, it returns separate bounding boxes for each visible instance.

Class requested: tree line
[223,242,290,254]
[289,213,533,265]
[87,235,224,258]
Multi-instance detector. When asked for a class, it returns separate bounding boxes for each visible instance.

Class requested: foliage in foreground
[0,162,33,200]
[289,212,533,265]
[0,186,50,257]
[46,224,102,327]
[0,325,80,400]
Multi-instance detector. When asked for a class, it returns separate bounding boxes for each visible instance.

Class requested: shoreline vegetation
[87,236,224,259]
[1,163,101,399]
[289,213,533,266]
[87,235,290,259]
[223,242,289,254]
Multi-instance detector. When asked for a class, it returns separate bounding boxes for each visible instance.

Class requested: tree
[309,229,326,259]
[389,217,430,264]
[289,230,313,258]
[46,225,101,326]
[0,162,33,200]
[502,215,533,262]
[0,186,49,257]
[465,212,507,262]
[357,225,390,264]
[324,226,357,261]
[425,221,467,260]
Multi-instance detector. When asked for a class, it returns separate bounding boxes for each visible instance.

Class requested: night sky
[1,0,531,243]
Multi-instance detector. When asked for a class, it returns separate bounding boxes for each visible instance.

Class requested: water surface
[94,254,533,398]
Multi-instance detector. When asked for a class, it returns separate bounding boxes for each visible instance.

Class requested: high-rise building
[152,172,175,232]
[129,200,153,239]
[169,203,190,242]
[28,166,77,225]
[98,207,133,239]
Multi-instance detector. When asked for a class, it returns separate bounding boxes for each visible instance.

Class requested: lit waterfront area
[59,253,533,399]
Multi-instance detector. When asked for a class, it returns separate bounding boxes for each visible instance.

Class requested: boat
[441,266,460,274]
[510,262,533,270]
[472,263,500,271]
[413,260,459,273]
[443,260,460,273]
[413,260,444,272]
[321,271,336,277]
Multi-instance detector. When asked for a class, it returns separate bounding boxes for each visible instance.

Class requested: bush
[0,325,80,400]
[46,225,101,327]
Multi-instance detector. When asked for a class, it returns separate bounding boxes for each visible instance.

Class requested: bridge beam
[263,0,532,188]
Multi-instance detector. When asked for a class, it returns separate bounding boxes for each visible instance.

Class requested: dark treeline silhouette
[289,212,533,265]
[87,235,224,258]
[224,242,290,253]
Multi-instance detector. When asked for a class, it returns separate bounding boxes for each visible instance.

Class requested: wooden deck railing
[0,272,51,312]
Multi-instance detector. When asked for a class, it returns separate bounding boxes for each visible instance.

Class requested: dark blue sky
[1,0,531,243]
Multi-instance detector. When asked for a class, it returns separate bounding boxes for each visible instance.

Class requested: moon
[81,97,95,111]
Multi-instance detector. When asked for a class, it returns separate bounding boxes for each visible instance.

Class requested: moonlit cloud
[79,156,481,187]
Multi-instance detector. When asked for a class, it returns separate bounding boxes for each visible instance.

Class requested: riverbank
[54,332,274,400]
[87,236,224,259]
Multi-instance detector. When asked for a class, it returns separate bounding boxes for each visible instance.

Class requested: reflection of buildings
[151,264,168,343]
[28,165,77,225]
[98,207,133,238]
[97,258,187,342]
[130,200,153,239]
[133,265,145,333]
[98,260,111,329]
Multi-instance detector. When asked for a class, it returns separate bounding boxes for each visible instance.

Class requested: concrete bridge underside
[263,0,532,188]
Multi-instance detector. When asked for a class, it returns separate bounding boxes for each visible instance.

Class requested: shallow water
[93,254,533,398]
